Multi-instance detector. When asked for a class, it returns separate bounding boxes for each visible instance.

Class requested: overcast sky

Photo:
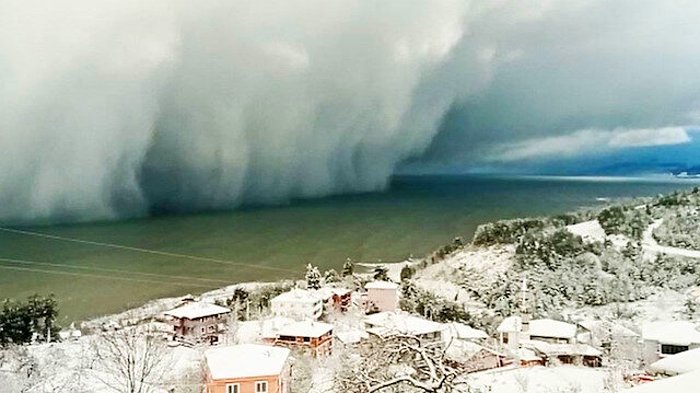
[1,0,700,222]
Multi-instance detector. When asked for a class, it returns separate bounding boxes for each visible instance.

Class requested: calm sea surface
[1,175,697,322]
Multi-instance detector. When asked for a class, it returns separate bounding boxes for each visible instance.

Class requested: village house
[270,289,323,321]
[649,347,700,376]
[497,316,577,349]
[204,344,291,393]
[315,287,352,313]
[642,321,700,364]
[577,319,640,360]
[164,299,230,345]
[364,311,446,347]
[445,340,507,373]
[577,319,639,347]
[364,280,399,313]
[507,348,545,367]
[523,340,602,367]
[444,322,489,343]
[268,320,334,357]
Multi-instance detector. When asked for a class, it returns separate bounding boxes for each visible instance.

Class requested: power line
[0,257,232,284]
[0,263,214,288]
[0,226,299,274]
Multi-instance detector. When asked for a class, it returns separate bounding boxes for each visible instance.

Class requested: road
[642,219,700,259]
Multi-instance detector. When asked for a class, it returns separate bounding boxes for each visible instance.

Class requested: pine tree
[342,258,354,277]
[305,264,322,290]
[324,269,340,284]
[373,266,389,281]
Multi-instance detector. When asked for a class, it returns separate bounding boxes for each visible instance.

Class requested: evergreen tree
[324,269,340,283]
[400,265,415,281]
[685,296,697,319]
[305,264,322,290]
[0,294,59,346]
[373,266,389,281]
[342,258,354,277]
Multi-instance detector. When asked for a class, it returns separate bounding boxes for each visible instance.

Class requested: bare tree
[335,335,469,393]
[93,330,170,393]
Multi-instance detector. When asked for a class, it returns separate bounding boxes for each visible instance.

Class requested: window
[225,383,240,393]
[661,344,689,355]
[255,381,268,393]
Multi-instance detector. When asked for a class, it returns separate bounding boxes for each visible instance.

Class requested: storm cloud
[1,0,700,223]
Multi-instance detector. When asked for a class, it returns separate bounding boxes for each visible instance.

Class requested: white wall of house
[271,290,323,320]
[643,340,700,365]
[366,287,398,312]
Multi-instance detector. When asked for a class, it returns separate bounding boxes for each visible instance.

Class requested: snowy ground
[82,281,279,332]
[571,289,694,327]
[414,245,515,304]
[466,365,616,393]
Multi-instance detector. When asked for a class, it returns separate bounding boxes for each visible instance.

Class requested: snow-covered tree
[335,335,468,392]
[93,330,170,393]
[324,269,340,284]
[306,264,322,290]
[342,258,355,277]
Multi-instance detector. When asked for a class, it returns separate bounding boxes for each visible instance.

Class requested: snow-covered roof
[497,316,522,333]
[260,316,297,338]
[578,319,639,338]
[364,311,445,336]
[271,288,323,304]
[276,320,333,338]
[446,322,489,340]
[335,329,369,345]
[365,281,399,290]
[649,347,700,375]
[163,301,230,320]
[316,287,351,300]
[566,220,606,243]
[204,344,290,380]
[497,317,576,339]
[445,340,503,361]
[512,348,542,362]
[624,369,700,392]
[524,340,602,357]
[529,319,577,339]
[642,321,700,345]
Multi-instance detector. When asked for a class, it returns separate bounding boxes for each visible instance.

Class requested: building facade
[364,281,399,313]
[270,289,323,321]
[268,320,334,357]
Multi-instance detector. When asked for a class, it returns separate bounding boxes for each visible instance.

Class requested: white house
[649,347,700,375]
[364,311,445,346]
[642,321,700,364]
[444,322,489,343]
[497,316,577,349]
[364,281,399,312]
[270,289,323,321]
